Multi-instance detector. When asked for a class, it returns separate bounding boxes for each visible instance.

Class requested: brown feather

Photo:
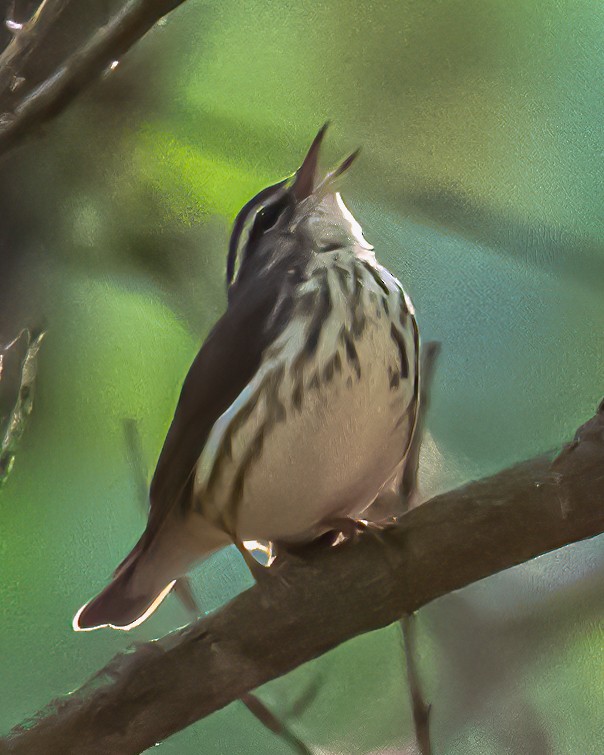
[141,265,298,554]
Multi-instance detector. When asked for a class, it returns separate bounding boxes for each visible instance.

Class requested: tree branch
[0,0,188,158]
[0,327,45,485]
[0,0,74,97]
[2,402,603,754]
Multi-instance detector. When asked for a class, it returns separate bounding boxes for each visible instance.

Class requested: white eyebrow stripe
[232,207,260,283]
[227,179,288,286]
[231,187,289,284]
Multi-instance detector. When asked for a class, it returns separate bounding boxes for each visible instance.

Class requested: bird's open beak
[292,124,361,202]
[292,122,329,202]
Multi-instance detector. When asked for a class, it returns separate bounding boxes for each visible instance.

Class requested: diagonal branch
[1,402,604,755]
[0,0,188,158]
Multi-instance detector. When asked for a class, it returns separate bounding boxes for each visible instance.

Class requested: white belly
[194,264,418,543]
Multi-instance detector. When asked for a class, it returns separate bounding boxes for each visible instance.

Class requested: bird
[73,124,420,632]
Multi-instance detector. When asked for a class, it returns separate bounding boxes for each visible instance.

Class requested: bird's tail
[73,545,175,632]
[73,516,231,631]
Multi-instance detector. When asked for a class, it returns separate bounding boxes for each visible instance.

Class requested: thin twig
[397,341,440,755]
[399,340,441,512]
[122,417,148,509]
[122,416,199,617]
[1,401,603,754]
[240,694,313,755]
[400,614,432,755]
[0,327,45,485]
[0,0,188,157]
[0,0,73,97]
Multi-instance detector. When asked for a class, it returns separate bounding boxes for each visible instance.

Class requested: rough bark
[1,402,603,755]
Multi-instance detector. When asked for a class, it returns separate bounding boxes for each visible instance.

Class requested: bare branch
[0,327,45,485]
[400,614,432,755]
[397,341,441,755]
[1,402,603,754]
[0,0,74,97]
[240,694,312,755]
[0,0,188,157]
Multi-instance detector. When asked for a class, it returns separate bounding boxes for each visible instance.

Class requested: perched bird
[74,125,420,632]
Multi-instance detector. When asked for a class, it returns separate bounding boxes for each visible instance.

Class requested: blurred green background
[0,0,603,752]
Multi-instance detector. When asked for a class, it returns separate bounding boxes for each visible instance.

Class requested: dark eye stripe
[227,179,287,287]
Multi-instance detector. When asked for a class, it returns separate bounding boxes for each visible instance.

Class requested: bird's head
[226,124,371,295]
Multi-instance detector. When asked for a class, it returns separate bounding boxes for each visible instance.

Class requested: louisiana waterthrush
[74,124,420,631]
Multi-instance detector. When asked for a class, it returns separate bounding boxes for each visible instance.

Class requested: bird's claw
[325,517,381,545]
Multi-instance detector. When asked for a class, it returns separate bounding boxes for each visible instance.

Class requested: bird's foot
[324,517,382,546]
[236,540,275,584]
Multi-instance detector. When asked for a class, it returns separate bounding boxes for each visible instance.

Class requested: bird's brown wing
[135,275,292,559]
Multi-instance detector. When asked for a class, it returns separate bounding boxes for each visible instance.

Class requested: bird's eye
[249,197,290,243]
[227,178,289,287]
[229,193,293,286]
[257,203,282,231]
